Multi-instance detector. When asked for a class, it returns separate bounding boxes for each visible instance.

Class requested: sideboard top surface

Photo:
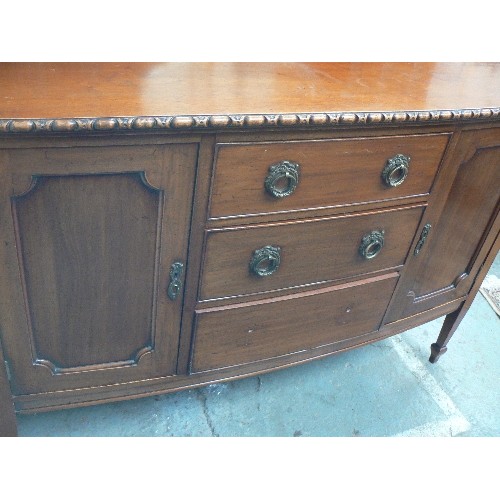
[1,62,499,134]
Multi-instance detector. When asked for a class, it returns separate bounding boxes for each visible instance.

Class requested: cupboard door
[0,142,198,394]
[384,128,500,323]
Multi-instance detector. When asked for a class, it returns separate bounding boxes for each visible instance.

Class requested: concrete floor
[17,254,500,437]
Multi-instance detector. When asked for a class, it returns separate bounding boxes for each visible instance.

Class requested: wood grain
[11,296,466,414]
[385,127,500,322]
[13,173,159,370]
[1,63,499,119]
[191,273,399,372]
[430,222,500,362]
[0,141,198,394]
[200,205,424,300]
[176,135,217,374]
[210,133,449,219]
[0,64,498,425]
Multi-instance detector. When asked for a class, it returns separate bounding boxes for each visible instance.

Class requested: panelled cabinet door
[0,142,198,395]
[384,128,500,323]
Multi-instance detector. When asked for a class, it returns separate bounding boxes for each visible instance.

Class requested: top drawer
[209,133,450,220]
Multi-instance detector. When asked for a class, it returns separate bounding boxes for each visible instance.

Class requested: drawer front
[191,273,399,372]
[200,205,424,300]
[209,133,450,219]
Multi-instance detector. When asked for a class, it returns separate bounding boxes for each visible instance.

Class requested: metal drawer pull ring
[249,245,281,277]
[359,230,385,259]
[264,160,300,198]
[382,154,410,187]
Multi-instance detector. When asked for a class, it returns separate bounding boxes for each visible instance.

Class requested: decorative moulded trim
[0,108,499,134]
[10,171,162,376]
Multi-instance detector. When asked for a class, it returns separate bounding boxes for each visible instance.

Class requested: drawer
[209,133,449,219]
[199,205,424,300]
[191,272,399,372]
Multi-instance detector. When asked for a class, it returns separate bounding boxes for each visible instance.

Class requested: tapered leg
[429,234,499,363]
[429,306,465,363]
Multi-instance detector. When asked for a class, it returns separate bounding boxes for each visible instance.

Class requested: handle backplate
[264,160,300,198]
[382,154,410,187]
[167,261,184,300]
[249,245,281,277]
[414,223,431,256]
[359,230,385,260]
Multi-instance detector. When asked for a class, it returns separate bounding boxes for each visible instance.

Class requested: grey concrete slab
[195,343,447,437]
[17,388,212,437]
[16,254,500,437]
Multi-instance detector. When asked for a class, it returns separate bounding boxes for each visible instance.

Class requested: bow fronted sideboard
[1,63,499,436]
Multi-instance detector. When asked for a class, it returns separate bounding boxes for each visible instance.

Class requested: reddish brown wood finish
[14,173,160,369]
[176,135,217,374]
[209,134,449,220]
[0,63,498,433]
[430,225,500,362]
[11,296,467,414]
[191,273,399,373]
[385,128,500,322]
[0,141,198,395]
[1,63,499,119]
[200,205,424,300]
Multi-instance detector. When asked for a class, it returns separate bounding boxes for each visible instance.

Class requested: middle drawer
[199,204,424,301]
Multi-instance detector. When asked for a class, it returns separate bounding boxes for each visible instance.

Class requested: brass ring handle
[359,230,385,259]
[264,160,300,198]
[382,154,410,187]
[249,245,281,277]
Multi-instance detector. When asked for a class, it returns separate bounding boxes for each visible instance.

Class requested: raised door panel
[384,128,500,323]
[0,142,198,394]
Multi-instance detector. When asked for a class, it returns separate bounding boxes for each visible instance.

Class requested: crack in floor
[196,390,219,437]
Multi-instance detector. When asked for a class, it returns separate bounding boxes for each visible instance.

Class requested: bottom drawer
[190,272,399,372]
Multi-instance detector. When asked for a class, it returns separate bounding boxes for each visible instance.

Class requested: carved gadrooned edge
[0,108,499,134]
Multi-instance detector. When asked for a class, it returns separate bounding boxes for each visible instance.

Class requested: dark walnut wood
[0,63,499,436]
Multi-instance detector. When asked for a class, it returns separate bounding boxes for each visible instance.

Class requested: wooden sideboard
[0,63,499,436]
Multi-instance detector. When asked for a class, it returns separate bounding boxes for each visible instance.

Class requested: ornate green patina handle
[264,160,300,198]
[414,223,432,256]
[249,245,281,277]
[167,261,184,300]
[382,154,410,187]
[359,230,385,259]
